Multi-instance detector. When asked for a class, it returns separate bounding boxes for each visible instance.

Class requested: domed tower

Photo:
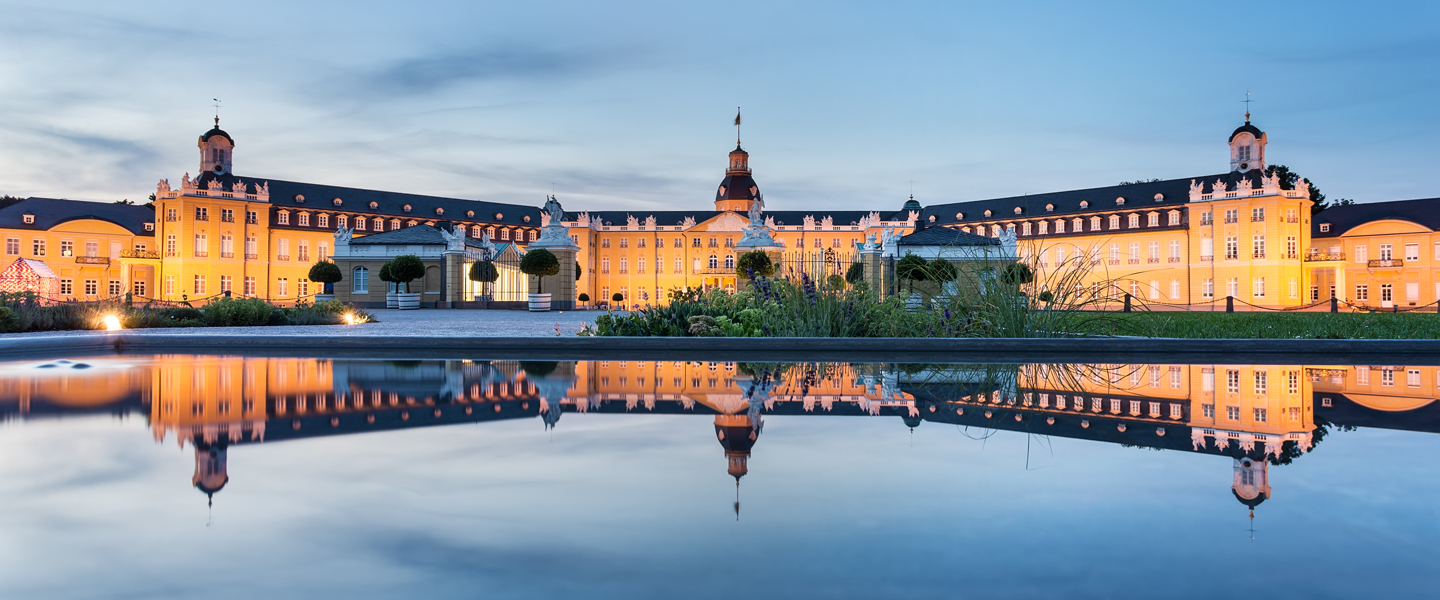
[715,413,759,481]
[198,117,235,176]
[192,440,229,506]
[715,145,762,213]
[1228,114,1266,173]
[1231,457,1271,515]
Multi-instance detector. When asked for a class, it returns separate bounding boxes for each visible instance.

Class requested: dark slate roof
[568,209,908,228]
[897,225,1000,246]
[0,197,155,236]
[194,171,541,227]
[200,127,234,144]
[1229,121,1264,142]
[920,172,1268,226]
[1312,197,1440,239]
[348,223,491,249]
[716,173,760,202]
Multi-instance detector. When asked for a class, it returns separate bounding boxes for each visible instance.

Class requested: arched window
[353,267,369,293]
[708,255,718,269]
[724,255,735,269]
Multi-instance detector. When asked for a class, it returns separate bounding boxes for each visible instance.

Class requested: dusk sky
[2,0,1437,213]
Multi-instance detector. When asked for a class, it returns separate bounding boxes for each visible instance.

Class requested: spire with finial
[734,107,742,147]
[733,481,741,521]
[1243,91,1252,123]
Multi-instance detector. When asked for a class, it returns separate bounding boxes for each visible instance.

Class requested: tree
[1266,164,1352,215]
[378,262,396,293]
[113,199,135,205]
[520,248,560,294]
[735,250,774,279]
[387,255,426,293]
[575,262,583,281]
[998,263,1034,285]
[928,258,959,285]
[612,292,624,303]
[578,293,590,303]
[895,254,929,291]
[826,273,846,290]
[845,262,864,284]
[469,260,499,283]
[307,261,342,294]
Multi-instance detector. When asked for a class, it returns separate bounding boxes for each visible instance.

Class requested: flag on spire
[734,108,741,126]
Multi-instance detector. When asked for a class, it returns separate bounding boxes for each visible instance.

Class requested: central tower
[715,144,762,212]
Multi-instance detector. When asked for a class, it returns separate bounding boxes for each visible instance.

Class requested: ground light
[343,313,357,324]
[102,315,122,331]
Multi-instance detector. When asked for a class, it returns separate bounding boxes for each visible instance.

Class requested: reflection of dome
[902,414,923,430]
[192,442,229,505]
[715,414,759,481]
[1231,458,1270,509]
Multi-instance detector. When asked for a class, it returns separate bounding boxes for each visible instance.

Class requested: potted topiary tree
[520,248,560,312]
[577,293,590,308]
[469,259,498,302]
[611,292,624,310]
[927,258,959,302]
[378,262,399,309]
[896,253,929,309]
[388,254,426,310]
[735,250,775,279]
[308,260,342,302]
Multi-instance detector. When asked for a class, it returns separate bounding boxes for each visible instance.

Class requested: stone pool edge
[5,333,1440,359]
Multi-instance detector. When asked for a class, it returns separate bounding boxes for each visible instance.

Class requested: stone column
[443,249,466,305]
[860,247,885,300]
[534,247,578,310]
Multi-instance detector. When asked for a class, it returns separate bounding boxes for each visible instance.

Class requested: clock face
[213,165,224,173]
[1239,162,1249,170]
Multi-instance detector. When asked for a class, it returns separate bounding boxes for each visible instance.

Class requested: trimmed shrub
[0,306,18,332]
[826,274,846,290]
[612,292,624,303]
[469,260,499,283]
[202,297,285,327]
[845,262,864,284]
[520,249,560,293]
[1000,263,1035,285]
[388,255,426,293]
[578,293,590,303]
[736,251,774,279]
[308,261,343,285]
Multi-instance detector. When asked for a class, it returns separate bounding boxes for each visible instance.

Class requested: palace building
[0,115,1437,310]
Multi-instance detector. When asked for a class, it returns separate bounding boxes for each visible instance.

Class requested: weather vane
[213,98,222,127]
[1242,91,1252,122]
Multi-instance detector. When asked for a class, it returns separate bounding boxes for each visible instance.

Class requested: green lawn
[1084,311,1440,339]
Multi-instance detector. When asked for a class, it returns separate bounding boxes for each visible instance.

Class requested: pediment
[1343,219,1432,237]
[702,212,748,232]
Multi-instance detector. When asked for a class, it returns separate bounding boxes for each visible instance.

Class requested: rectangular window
[298,241,310,262]
[1203,403,1215,418]
[1357,367,1370,385]
[1356,285,1369,301]
[299,280,308,297]
[1356,244,1368,263]
[193,234,207,257]
[1203,278,1214,298]
[132,280,146,297]
[1251,207,1265,222]
[1254,408,1267,423]
[1254,371,1268,395]
[1379,243,1393,260]
[1407,282,1420,302]
[277,278,289,297]
[1170,280,1180,299]
[1147,213,1160,227]
[84,241,98,257]
[1226,369,1240,393]
[1225,236,1238,259]
[1407,369,1421,387]
[4,237,17,255]
[31,239,45,256]
[1381,368,1395,387]
[297,213,310,227]
[319,243,328,261]
[318,214,329,228]
[277,212,289,225]
[1128,214,1140,228]
[245,237,257,258]
[83,279,97,296]
[193,275,206,295]
[1170,404,1183,419]
[195,207,208,221]
[1382,284,1393,304]
[1200,211,1212,225]
[220,235,233,258]
[1405,243,1419,261]
[1128,243,1139,262]
[164,276,174,296]
[1225,209,1238,223]
[244,277,255,296]
[620,238,628,248]
[1226,406,1240,420]
[1168,240,1180,261]
[1254,277,1266,298]
[1168,212,1180,226]
[1252,234,1265,258]
[1227,278,1238,298]
[107,280,121,297]
[1147,402,1160,417]
[1147,242,1159,261]
[220,275,232,294]
[1286,236,1297,258]
[277,239,290,260]
[1129,400,1141,415]
[60,279,73,295]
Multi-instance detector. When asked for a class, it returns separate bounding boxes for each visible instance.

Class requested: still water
[1,356,1438,599]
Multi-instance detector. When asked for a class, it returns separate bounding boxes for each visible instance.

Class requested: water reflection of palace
[2,357,1437,514]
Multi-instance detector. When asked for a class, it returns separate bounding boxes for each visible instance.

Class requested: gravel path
[0,308,606,339]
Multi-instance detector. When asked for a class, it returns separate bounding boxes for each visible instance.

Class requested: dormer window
[928,215,936,222]
[1154,193,1165,202]
[333,198,343,206]
[523,216,531,223]
[294,194,305,203]
[1319,223,1331,233]
[435,207,444,215]
[22,214,34,224]
[984,210,992,217]
[1045,204,1054,212]
[277,211,290,225]
[144,222,154,232]
[955,212,964,220]
[369,201,378,209]
[495,213,504,220]
[1115,197,1126,206]
[402,204,412,213]
[467,210,475,218]
[1079,201,1089,209]
[1013,207,1023,215]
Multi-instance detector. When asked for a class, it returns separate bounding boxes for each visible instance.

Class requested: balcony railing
[1201,255,1213,262]
[246,218,258,225]
[1108,259,1120,265]
[1286,217,1300,223]
[245,253,258,260]
[220,252,234,259]
[221,215,235,223]
[119,250,160,259]
[1282,253,1300,260]
[1147,258,1160,264]
[1224,217,1238,224]
[1368,259,1404,268]
[1252,253,1266,259]
[276,254,290,261]
[1168,257,1182,263]
[1127,259,1140,264]
[195,215,209,222]
[1305,251,1345,261]
[75,256,110,265]
[1252,216,1266,222]
[193,251,208,258]
[165,215,180,222]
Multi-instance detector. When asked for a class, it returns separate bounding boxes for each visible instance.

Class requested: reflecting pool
[2,356,1438,599]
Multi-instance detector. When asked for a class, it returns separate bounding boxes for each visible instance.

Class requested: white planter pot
[385,292,398,309]
[313,294,335,303]
[396,292,422,310]
[528,293,552,312]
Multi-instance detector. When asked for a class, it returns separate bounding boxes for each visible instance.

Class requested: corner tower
[198,117,235,176]
[715,145,762,213]
[1228,113,1266,173]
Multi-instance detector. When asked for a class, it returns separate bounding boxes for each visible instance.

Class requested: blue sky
[1,0,1437,213]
